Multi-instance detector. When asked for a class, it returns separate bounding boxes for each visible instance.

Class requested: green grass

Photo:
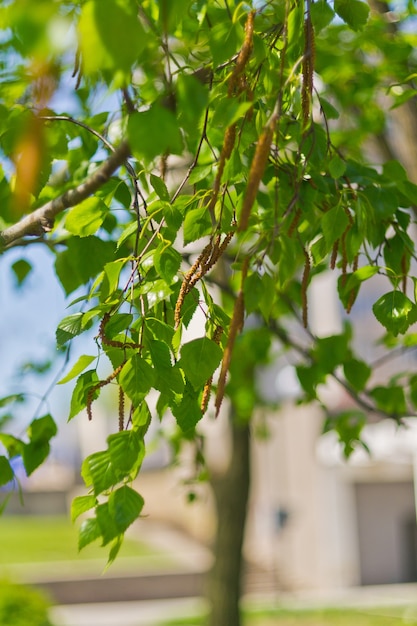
[159,606,417,626]
[0,515,165,567]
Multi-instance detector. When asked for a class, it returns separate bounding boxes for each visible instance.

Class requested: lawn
[159,605,417,626]
[0,515,171,572]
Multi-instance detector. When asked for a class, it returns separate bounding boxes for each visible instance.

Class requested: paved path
[51,597,206,626]
[51,583,417,626]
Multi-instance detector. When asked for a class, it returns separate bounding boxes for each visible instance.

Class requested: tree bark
[207,414,251,626]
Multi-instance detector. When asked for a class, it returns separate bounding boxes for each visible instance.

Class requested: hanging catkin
[215,257,249,416]
[237,117,276,232]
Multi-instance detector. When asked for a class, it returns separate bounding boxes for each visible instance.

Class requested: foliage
[0,580,55,626]
[0,0,417,560]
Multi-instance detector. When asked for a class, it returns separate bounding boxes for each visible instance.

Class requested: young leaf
[58,355,96,385]
[108,485,144,534]
[27,414,57,443]
[22,441,50,476]
[343,358,371,392]
[56,313,85,348]
[69,370,99,420]
[0,456,14,488]
[334,0,369,30]
[11,259,32,287]
[78,517,101,551]
[150,174,169,201]
[373,291,417,336]
[107,431,144,476]
[81,450,117,496]
[119,356,156,405]
[128,105,183,162]
[179,337,223,390]
[65,197,107,237]
[71,495,97,522]
[310,0,335,32]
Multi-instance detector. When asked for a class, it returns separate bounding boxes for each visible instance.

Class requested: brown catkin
[288,207,302,237]
[238,120,275,232]
[99,312,141,349]
[401,254,407,294]
[201,325,224,414]
[301,14,315,129]
[175,234,234,328]
[330,240,339,270]
[228,11,255,97]
[86,363,125,421]
[341,230,348,285]
[301,249,310,328]
[215,259,249,416]
[118,386,125,431]
[346,288,356,314]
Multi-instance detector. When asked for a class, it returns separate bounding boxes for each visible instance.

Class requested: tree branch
[0,140,131,251]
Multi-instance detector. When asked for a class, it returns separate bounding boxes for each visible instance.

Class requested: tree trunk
[207,415,251,626]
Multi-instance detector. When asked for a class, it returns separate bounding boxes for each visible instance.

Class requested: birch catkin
[215,258,249,416]
[237,119,275,232]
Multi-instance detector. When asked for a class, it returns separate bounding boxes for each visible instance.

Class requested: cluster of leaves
[0,0,417,559]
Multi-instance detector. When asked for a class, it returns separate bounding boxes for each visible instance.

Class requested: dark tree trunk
[207,415,251,626]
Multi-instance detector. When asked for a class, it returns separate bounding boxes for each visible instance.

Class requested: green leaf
[81,450,117,495]
[107,430,144,477]
[119,355,156,405]
[372,291,417,336]
[65,197,107,237]
[78,517,101,551]
[150,174,169,201]
[324,410,367,458]
[409,375,417,409]
[149,339,185,396]
[22,441,50,476]
[319,97,340,120]
[179,337,222,390]
[362,185,398,219]
[56,313,84,348]
[0,456,14,487]
[154,243,181,284]
[71,495,97,522]
[27,414,57,443]
[183,205,212,245]
[103,313,133,339]
[69,370,99,420]
[79,0,145,81]
[0,394,25,408]
[314,333,350,374]
[107,536,124,567]
[108,485,144,534]
[172,382,201,432]
[96,502,120,545]
[370,385,407,416]
[310,0,335,32]
[21,415,57,476]
[55,237,116,295]
[11,259,32,287]
[296,364,325,399]
[128,105,183,162]
[58,355,96,385]
[244,272,275,320]
[328,155,346,179]
[322,204,350,247]
[0,434,24,458]
[343,358,371,392]
[334,0,369,30]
